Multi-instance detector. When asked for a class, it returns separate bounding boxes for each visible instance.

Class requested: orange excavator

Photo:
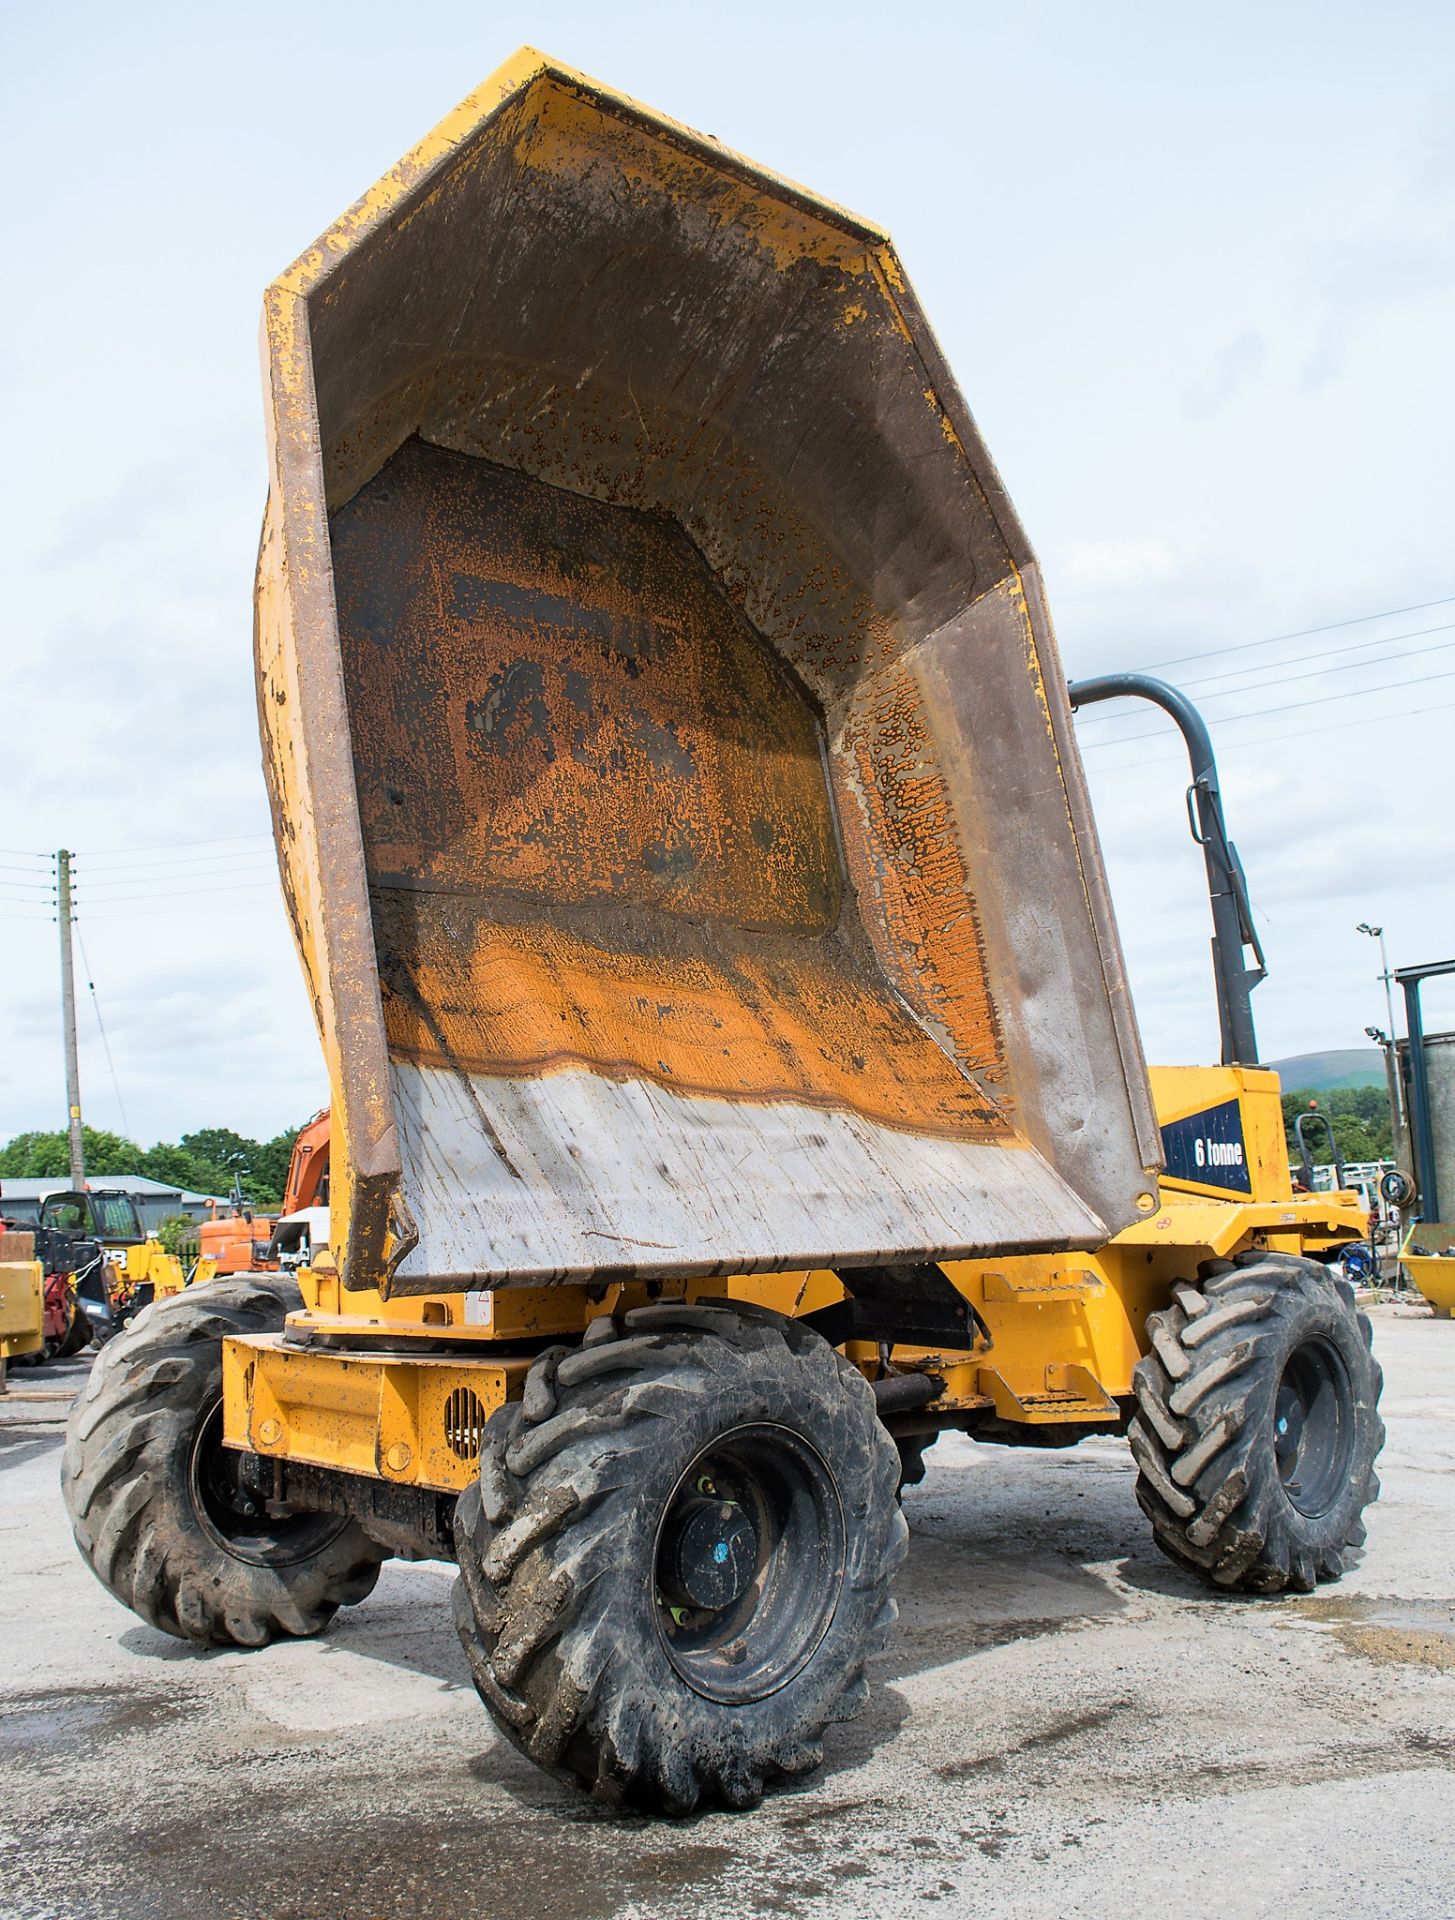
[197,1110,330,1277]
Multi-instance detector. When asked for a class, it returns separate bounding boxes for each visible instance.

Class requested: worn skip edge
[261,287,402,1286]
[271,47,890,306]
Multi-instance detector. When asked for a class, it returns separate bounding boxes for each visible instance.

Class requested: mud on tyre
[452,1299,908,1814]
[62,1277,384,1645]
[1129,1253,1384,1593]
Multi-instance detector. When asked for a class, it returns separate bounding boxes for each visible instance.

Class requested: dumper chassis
[63,53,1386,1816]
[64,1126,1383,1811]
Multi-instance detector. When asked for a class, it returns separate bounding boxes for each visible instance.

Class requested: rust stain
[837,659,1005,1090]
[377,907,1005,1135]
[332,438,1008,1140]
[337,440,840,931]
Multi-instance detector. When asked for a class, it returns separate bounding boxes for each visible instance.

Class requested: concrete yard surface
[2,1309,1452,1920]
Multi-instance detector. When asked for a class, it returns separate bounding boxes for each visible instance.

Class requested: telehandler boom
[64,52,1382,1816]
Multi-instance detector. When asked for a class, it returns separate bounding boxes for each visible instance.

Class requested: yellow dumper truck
[64,52,1381,1815]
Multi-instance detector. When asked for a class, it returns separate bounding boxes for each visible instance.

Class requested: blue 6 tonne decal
[1159,1099,1253,1195]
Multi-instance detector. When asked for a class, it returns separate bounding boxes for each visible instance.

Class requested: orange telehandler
[196,1110,331,1278]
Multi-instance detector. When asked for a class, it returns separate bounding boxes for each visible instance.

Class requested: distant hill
[1265,1048,1385,1092]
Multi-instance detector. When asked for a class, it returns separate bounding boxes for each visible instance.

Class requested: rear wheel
[54,1299,93,1358]
[452,1300,907,1813]
[1130,1254,1384,1593]
[62,1277,384,1645]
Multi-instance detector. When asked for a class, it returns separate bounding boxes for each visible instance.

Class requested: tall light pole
[1357,921,1404,1133]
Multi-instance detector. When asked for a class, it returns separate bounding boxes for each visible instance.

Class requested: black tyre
[62,1277,385,1645]
[452,1300,907,1814]
[44,1290,93,1367]
[1130,1254,1384,1593]
[57,1297,94,1359]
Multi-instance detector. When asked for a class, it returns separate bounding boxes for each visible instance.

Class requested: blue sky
[2,0,1452,1144]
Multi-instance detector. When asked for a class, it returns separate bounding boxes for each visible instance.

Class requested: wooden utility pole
[57,849,85,1189]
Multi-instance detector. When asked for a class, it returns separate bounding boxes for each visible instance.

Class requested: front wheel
[62,1278,385,1645]
[452,1300,907,1814]
[1130,1254,1384,1593]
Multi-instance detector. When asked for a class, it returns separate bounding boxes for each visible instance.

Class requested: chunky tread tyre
[1131,1254,1384,1593]
[55,1300,94,1358]
[62,1278,384,1645]
[452,1299,907,1814]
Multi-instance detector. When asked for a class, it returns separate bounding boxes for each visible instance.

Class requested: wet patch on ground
[1285,1595,1455,1672]
[0,1684,196,1758]
[1,1797,745,1920]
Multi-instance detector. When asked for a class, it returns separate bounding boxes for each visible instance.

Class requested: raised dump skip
[256,50,1161,1294]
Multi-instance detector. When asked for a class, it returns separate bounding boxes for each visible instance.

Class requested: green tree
[178,1128,256,1176]
[0,1123,304,1211]
[139,1141,229,1196]
[155,1212,200,1259]
[1283,1088,1393,1165]
[0,1125,142,1180]
[1329,1114,1381,1162]
[251,1128,304,1209]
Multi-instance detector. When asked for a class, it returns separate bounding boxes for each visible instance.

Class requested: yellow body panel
[128,1241,186,1300]
[0,1259,44,1360]
[1406,1259,1455,1318]
[1149,1064,1293,1201]
[222,1336,532,1493]
[1402,1224,1455,1318]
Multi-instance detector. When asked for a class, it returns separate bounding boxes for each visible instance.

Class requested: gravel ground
[2,1305,1452,1920]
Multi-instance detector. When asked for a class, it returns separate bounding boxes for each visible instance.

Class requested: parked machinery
[64,54,1382,1816]
[25,1188,183,1354]
[0,1230,44,1380]
[196,1110,331,1279]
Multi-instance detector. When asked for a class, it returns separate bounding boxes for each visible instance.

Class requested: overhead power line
[1132,592,1455,675]
[73,918,131,1140]
[82,831,274,857]
[78,870,276,895]
[1079,663,1455,752]
[67,892,285,923]
[1083,688,1455,777]
[1074,620,1455,725]
[1078,639,1455,742]
[79,863,276,894]
[80,880,282,913]
[78,850,277,878]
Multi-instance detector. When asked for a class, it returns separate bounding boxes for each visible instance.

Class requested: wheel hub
[652,1426,846,1706]
[1273,1335,1355,1518]
[658,1495,759,1610]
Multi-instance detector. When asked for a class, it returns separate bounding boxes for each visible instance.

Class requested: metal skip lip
[255,50,1161,1293]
